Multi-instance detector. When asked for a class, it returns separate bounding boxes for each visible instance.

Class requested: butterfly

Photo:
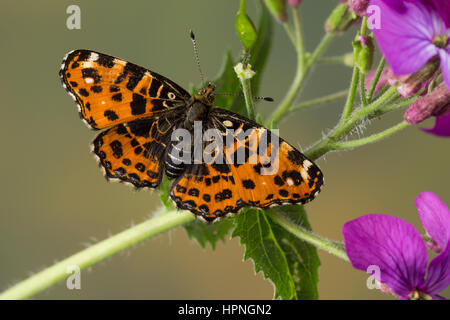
[59,49,324,222]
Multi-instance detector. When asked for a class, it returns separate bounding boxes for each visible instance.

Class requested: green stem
[341,66,360,123]
[367,57,386,102]
[282,22,296,48]
[289,90,348,112]
[306,85,399,160]
[269,33,334,127]
[359,71,367,106]
[240,77,256,120]
[368,95,419,119]
[317,55,350,65]
[292,6,305,71]
[267,210,349,262]
[0,209,194,300]
[330,120,409,151]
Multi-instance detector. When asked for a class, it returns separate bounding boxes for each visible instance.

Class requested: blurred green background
[0,0,448,299]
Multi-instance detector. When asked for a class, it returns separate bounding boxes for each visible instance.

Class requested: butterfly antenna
[215,92,274,102]
[189,29,206,85]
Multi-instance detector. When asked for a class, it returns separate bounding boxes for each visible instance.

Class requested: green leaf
[184,217,235,250]
[232,206,320,300]
[270,205,320,299]
[232,209,296,299]
[158,176,174,209]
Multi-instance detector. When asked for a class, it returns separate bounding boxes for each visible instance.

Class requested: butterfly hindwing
[169,108,324,222]
[92,117,176,188]
[60,50,190,130]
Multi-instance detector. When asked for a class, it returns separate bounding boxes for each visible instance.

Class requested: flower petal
[343,214,428,298]
[421,113,450,137]
[421,242,450,295]
[415,192,450,250]
[371,0,439,75]
[428,0,450,28]
[438,48,450,90]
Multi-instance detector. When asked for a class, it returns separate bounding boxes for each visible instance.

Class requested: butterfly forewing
[60,50,190,129]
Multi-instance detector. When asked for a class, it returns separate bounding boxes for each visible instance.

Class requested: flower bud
[234,62,256,80]
[325,3,358,34]
[288,0,302,7]
[353,34,374,74]
[348,0,370,16]
[424,237,442,254]
[389,58,440,97]
[235,0,258,50]
[264,0,288,23]
[404,83,450,124]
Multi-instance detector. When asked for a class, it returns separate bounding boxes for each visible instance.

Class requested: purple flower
[370,0,450,90]
[342,192,450,299]
[421,113,450,137]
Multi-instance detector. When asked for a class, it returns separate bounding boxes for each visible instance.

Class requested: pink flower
[343,192,450,299]
[349,0,370,16]
[370,0,450,89]
[421,114,450,137]
[288,0,303,7]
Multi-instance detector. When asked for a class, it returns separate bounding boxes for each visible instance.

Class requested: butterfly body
[60,49,323,222]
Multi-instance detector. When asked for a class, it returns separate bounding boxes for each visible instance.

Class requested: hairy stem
[330,120,410,150]
[267,210,349,262]
[341,66,360,123]
[367,58,386,102]
[306,85,399,160]
[240,77,256,120]
[0,209,194,300]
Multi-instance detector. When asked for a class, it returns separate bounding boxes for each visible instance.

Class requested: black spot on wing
[90,85,102,93]
[110,85,120,92]
[287,148,303,165]
[211,163,230,174]
[148,78,161,97]
[109,140,123,158]
[97,54,115,68]
[82,68,101,83]
[203,194,211,202]
[215,189,232,202]
[242,179,255,189]
[78,88,89,97]
[188,188,200,197]
[282,170,303,186]
[130,93,146,115]
[111,93,122,102]
[104,110,119,121]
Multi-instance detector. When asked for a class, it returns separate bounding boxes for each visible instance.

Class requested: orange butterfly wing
[60,50,190,129]
[92,118,173,188]
[170,108,323,222]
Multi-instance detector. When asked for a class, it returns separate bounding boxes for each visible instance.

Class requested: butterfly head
[195,82,216,106]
